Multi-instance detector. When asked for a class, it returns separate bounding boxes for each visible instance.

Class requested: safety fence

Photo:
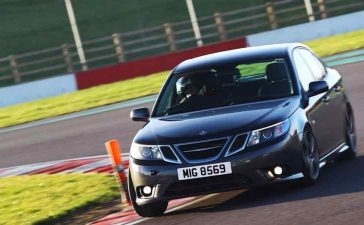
[0,0,363,87]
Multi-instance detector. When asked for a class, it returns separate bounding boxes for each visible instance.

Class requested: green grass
[305,29,364,57]
[0,173,119,225]
[0,29,364,129]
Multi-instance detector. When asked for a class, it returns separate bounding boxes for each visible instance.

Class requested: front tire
[342,107,357,159]
[128,175,168,217]
[301,129,320,185]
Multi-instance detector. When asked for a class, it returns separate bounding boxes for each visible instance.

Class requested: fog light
[273,166,283,175]
[142,186,152,196]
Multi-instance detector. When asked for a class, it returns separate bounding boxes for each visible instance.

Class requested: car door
[298,48,345,154]
[292,49,331,156]
[322,68,346,149]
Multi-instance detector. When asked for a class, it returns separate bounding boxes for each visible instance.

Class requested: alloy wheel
[302,130,319,181]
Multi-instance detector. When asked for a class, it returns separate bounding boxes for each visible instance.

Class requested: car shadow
[166,154,364,216]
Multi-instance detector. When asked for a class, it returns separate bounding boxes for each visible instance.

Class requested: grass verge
[0,29,364,128]
[0,173,119,225]
[306,29,364,57]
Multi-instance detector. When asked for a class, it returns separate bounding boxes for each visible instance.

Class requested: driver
[176,76,206,103]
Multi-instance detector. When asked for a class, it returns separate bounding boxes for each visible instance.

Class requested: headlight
[247,119,290,146]
[130,143,163,160]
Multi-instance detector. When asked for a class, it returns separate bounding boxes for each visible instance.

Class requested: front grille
[164,174,250,197]
[159,146,180,164]
[226,133,249,156]
[176,138,228,162]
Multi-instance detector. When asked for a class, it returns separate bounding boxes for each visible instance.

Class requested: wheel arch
[289,108,310,136]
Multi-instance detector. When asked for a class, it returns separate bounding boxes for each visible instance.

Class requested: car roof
[173,43,305,74]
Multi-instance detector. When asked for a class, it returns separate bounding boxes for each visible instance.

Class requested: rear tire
[301,128,320,185]
[342,107,357,160]
[128,175,168,217]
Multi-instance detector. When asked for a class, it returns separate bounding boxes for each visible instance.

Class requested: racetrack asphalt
[0,61,363,224]
[0,101,153,168]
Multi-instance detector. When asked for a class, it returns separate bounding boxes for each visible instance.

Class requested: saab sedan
[128,43,356,217]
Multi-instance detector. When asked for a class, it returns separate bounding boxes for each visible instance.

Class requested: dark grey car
[128,43,357,217]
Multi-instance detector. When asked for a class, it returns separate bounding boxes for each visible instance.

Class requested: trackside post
[105,139,131,207]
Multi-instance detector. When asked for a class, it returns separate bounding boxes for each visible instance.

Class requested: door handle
[322,96,330,103]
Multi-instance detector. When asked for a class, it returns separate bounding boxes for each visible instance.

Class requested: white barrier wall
[0,74,77,107]
[247,10,364,46]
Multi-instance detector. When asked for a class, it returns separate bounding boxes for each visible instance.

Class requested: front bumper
[129,133,303,205]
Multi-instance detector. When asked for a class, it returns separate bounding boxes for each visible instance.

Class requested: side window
[298,49,326,80]
[293,50,316,91]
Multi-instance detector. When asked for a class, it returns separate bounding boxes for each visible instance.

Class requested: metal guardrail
[0,0,363,87]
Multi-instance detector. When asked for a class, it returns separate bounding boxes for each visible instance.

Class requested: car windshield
[154,58,295,116]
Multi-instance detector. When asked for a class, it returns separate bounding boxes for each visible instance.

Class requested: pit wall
[2,10,364,107]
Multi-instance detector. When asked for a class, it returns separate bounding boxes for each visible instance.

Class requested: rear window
[237,61,272,77]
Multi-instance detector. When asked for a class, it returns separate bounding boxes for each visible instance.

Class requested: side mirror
[308,80,328,97]
[130,108,150,122]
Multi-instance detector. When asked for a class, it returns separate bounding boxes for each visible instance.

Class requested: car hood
[133,96,300,144]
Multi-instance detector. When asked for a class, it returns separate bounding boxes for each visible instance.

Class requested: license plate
[177,162,232,180]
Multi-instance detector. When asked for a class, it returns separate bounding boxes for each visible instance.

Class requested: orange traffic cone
[105,139,131,207]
